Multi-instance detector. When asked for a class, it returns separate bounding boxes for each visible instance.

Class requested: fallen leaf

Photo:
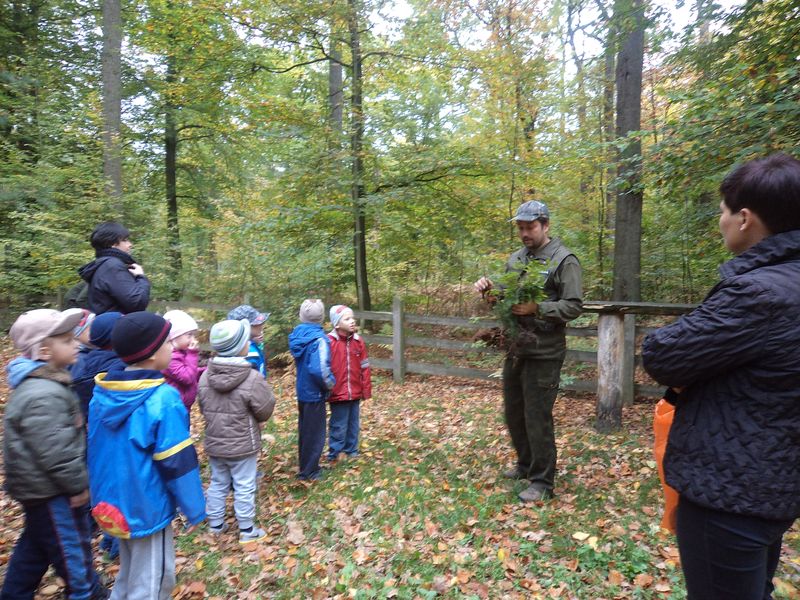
[286,520,305,545]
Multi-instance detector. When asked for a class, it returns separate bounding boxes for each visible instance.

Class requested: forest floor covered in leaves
[1,340,799,599]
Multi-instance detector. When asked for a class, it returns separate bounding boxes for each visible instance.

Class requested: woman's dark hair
[90,221,130,251]
[720,153,800,234]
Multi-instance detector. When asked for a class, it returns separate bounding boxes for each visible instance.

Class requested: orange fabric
[92,501,131,539]
[654,399,679,533]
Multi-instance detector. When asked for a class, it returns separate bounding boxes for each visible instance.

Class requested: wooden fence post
[622,313,636,406]
[595,311,624,432]
[392,295,406,383]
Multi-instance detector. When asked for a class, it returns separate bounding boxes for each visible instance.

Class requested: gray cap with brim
[509,200,550,222]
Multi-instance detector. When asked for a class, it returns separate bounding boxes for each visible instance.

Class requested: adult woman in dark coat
[78,222,150,314]
[642,153,800,600]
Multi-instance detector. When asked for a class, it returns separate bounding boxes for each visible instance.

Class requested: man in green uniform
[475,200,583,502]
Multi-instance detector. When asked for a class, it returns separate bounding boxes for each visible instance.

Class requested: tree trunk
[348,0,370,311]
[599,19,616,293]
[165,50,181,298]
[611,0,644,303]
[328,24,343,145]
[101,0,123,214]
[566,1,590,201]
[597,0,644,434]
[695,0,712,43]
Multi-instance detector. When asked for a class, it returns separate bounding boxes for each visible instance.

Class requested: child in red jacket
[326,305,371,462]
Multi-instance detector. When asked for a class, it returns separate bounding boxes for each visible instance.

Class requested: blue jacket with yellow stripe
[88,369,206,539]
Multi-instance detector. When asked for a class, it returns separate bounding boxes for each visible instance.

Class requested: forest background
[2,0,799,342]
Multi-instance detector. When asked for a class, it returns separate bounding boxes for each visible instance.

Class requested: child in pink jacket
[162,310,201,412]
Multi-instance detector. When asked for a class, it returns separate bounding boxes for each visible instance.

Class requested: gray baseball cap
[509,200,550,222]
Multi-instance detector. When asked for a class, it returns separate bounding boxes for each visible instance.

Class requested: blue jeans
[328,400,361,460]
[1,496,104,600]
[297,401,326,480]
[676,497,794,600]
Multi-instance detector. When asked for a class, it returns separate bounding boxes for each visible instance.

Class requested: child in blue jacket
[88,312,206,600]
[228,304,270,377]
[288,299,335,480]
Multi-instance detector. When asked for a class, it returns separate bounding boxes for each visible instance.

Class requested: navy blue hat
[90,312,123,349]
[111,312,171,364]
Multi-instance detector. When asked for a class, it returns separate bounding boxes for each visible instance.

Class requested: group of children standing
[288,300,372,481]
[1,298,371,599]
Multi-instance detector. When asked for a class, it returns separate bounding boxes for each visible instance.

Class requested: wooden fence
[149,298,696,410]
[353,297,694,400]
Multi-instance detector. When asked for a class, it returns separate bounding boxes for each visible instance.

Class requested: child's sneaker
[208,522,229,535]
[239,526,267,544]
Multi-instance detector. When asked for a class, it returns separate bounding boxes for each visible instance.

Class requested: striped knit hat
[210,319,251,357]
[329,305,353,328]
[111,312,172,364]
[74,309,95,338]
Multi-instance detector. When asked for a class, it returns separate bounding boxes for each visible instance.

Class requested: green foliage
[0,0,797,312]
[487,259,549,338]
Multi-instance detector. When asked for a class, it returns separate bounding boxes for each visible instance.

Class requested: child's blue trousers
[297,400,326,480]
[0,496,104,600]
[327,400,361,460]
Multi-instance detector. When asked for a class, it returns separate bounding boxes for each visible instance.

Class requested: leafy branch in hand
[486,259,549,339]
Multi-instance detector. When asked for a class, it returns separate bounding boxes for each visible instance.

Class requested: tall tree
[101,0,123,212]
[348,0,371,311]
[329,20,344,143]
[597,0,644,434]
[611,0,644,302]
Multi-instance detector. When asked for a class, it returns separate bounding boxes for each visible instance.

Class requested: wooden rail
[353,297,696,431]
[44,296,694,431]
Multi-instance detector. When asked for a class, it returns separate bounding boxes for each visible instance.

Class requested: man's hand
[511,301,538,316]
[474,277,497,305]
[128,263,145,277]
[69,489,90,507]
[474,277,493,294]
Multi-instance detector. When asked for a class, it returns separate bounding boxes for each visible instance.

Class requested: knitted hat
[111,312,172,364]
[209,319,251,357]
[89,312,123,349]
[299,299,325,324]
[74,309,96,338]
[163,310,199,340]
[227,304,269,326]
[329,305,353,328]
[10,308,85,359]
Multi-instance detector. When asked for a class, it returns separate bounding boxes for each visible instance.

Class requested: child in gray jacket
[198,318,276,544]
[2,308,108,599]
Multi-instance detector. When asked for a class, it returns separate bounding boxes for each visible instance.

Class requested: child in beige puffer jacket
[198,318,276,545]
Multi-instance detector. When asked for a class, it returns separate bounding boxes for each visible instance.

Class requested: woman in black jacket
[78,222,150,314]
[642,153,800,600]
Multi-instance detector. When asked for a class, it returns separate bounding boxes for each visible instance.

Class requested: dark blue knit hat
[111,312,171,364]
[89,312,123,349]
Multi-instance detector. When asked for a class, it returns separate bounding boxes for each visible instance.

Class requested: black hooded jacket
[642,230,800,520]
[78,248,150,315]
